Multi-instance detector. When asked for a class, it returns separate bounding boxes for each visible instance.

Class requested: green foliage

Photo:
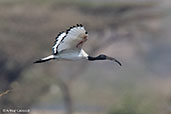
[108,92,160,114]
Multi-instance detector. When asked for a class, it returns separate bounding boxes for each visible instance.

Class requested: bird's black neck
[88,56,106,61]
[87,54,122,66]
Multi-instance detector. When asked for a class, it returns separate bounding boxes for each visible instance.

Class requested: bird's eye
[85,31,88,34]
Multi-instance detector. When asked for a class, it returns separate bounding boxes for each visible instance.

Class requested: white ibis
[34,24,121,66]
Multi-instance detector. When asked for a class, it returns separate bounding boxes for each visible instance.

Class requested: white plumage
[53,25,87,53]
[34,24,89,63]
[52,32,66,54]
[34,24,121,66]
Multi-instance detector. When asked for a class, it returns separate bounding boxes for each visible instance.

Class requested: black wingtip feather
[56,31,64,38]
[76,24,83,27]
[67,24,84,32]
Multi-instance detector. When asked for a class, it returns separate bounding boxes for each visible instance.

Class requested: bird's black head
[97,54,122,66]
[97,54,107,60]
[88,54,122,66]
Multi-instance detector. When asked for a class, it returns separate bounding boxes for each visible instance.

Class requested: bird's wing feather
[52,32,66,54]
[56,24,88,53]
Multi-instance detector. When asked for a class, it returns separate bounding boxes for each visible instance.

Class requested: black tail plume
[33,55,54,64]
[33,59,51,64]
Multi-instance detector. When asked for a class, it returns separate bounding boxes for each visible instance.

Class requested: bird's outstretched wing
[52,24,88,55]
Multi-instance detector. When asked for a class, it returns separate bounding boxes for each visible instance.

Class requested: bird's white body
[54,49,88,60]
[41,49,88,62]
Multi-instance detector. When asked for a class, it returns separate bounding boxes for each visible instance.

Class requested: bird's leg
[88,54,122,66]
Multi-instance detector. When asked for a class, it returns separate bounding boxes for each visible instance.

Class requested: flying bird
[34,24,121,66]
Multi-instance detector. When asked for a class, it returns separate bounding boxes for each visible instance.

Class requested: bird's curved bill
[106,57,122,66]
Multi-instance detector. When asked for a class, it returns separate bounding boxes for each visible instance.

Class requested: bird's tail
[33,55,55,64]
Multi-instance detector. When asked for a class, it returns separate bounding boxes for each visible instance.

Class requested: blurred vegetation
[108,91,162,114]
[0,0,171,114]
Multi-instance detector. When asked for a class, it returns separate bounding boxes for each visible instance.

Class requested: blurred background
[0,0,171,114]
